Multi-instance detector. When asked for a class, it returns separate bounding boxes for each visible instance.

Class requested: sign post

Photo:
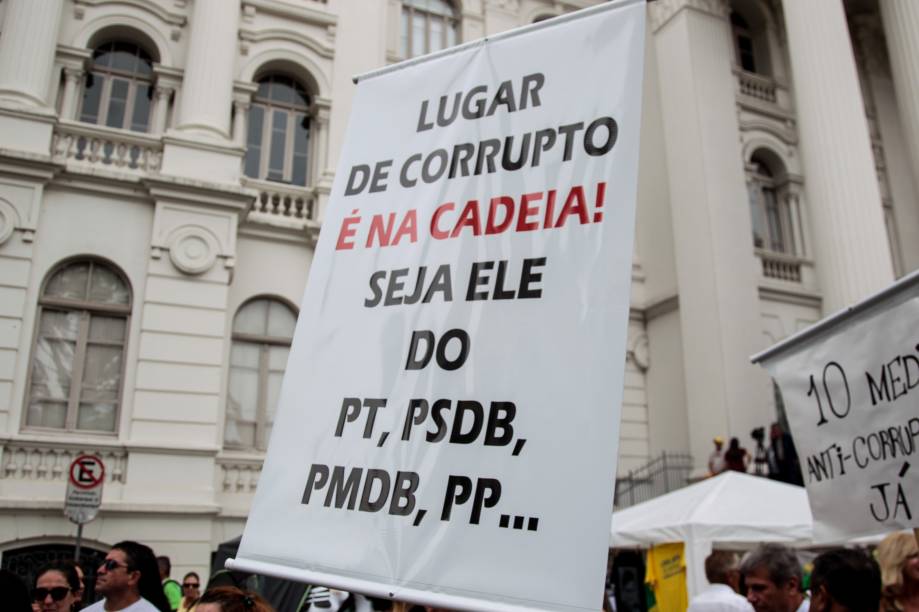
[228,2,646,610]
[64,454,105,561]
[753,270,919,542]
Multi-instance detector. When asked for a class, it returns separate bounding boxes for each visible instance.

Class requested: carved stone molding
[485,0,521,13]
[628,333,650,372]
[165,224,221,275]
[649,0,730,33]
[0,199,19,246]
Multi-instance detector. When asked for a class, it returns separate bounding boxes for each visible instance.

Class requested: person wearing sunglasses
[33,562,80,612]
[178,572,200,612]
[195,587,273,612]
[82,541,171,612]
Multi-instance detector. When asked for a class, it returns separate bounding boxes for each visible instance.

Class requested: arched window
[225,298,297,450]
[400,0,459,58]
[25,260,131,432]
[747,154,797,256]
[79,41,155,132]
[731,12,757,73]
[244,75,311,187]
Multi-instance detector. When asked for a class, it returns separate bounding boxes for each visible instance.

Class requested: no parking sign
[64,454,105,524]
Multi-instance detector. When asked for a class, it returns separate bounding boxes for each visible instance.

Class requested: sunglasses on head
[33,587,71,602]
[183,582,200,588]
[100,559,131,572]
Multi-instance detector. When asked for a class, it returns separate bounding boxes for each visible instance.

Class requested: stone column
[0,0,64,107]
[231,83,257,148]
[151,85,174,134]
[310,98,332,184]
[782,0,893,312]
[174,0,240,139]
[879,1,919,206]
[231,99,250,148]
[649,0,771,475]
[59,67,85,120]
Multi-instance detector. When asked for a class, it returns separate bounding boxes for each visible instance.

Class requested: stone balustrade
[243,177,317,229]
[52,120,163,174]
[217,456,262,494]
[735,68,778,104]
[756,250,820,291]
[0,441,127,483]
[760,252,801,282]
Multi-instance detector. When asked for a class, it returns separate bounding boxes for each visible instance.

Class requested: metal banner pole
[75,523,83,562]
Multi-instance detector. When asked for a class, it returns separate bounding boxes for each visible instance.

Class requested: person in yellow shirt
[645,542,689,612]
[178,572,200,612]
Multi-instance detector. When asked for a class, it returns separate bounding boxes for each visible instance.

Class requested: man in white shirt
[82,541,162,612]
[740,544,809,612]
[689,551,754,612]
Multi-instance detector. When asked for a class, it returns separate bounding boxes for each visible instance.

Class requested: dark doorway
[2,542,107,603]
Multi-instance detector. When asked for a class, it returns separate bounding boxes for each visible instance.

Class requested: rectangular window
[28,310,79,428]
[748,182,765,249]
[292,114,310,187]
[263,346,289,449]
[245,106,264,179]
[130,83,152,132]
[401,9,410,57]
[268,111,288,182]
[412,12,427,57]
[80,73,103,124]
[226,342,260,448]
[106,79,129,129]
[77,314,124,431]
[430,17,444,53]
[738,36,756,73]
[763,187,784,252]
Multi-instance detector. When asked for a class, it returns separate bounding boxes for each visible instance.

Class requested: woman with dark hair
[723,437,750,472]
[178,572,201,612]
[32,562,80,612]
[82,541,171,612]
[194,587,273,612]
[0,568,32,612]
[62,560,86,609]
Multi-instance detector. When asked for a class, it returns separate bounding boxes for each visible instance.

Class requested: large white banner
[229,3,645,610]
[755,271,919,543]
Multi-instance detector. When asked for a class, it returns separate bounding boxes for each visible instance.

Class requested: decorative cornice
[238,27,335,59]
[153,63,185,89]
[55,45,93,71]
[241,0,336,27]
[0,146,60,183]
[644,294,680,321]
[143,174,254,211]
[484,0,520,14]
[649,0,729,33]
[758,284,822,309]
[72,0,188,27]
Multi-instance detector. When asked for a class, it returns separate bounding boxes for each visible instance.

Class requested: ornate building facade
[0,0,916,582]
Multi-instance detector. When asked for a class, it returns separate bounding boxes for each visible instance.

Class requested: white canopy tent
[609,471,812,597]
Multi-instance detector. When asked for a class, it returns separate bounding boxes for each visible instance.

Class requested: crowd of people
[0,539,454,612]
[3,531,918,611]
[707,422,804,486]
[681,531,919,612]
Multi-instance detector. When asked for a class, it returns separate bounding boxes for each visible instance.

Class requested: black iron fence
[614,451,694,508]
